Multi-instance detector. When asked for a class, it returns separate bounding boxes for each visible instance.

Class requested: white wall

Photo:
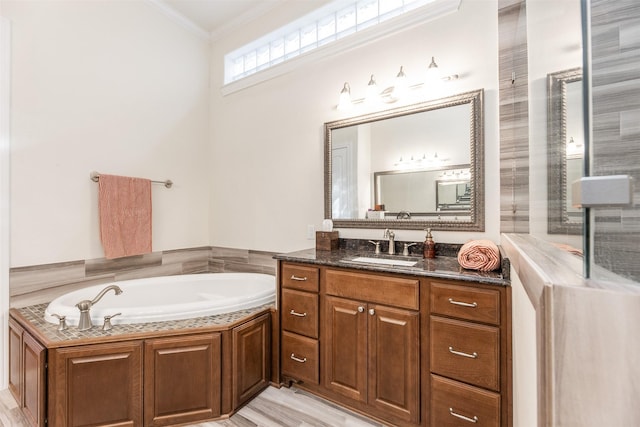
[209,0,501,252]
[2,0,211,267]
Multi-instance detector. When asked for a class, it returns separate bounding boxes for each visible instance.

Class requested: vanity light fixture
[425,56,441,84]
[393,66,409,99]
[365,74,380,105]
[335,57,459,110]
[337,82,352,110]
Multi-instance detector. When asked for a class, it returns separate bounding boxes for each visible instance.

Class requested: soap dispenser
[423,228,436,259]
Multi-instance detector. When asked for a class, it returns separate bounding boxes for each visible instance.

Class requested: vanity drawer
[430,281,500,325]
[282,264,320,292]
[325,269,419,310]
[281,332,319,385]
[431,374,500,427]
[430,316,500,391]
[281,289,319,338]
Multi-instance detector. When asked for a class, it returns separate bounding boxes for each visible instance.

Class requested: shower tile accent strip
[9,246,277,308]
[498,0,530,233]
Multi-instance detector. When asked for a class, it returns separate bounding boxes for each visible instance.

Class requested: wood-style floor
[0,386,386,427]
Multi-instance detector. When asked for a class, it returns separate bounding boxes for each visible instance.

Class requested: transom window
[224,0,437,84]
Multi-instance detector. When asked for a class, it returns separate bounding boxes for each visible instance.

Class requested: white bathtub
[44,273,276,326]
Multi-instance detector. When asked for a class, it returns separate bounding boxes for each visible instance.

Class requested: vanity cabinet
[277,260,511,427]
[429,280,510,427]
[9,309,272,427]
[8,318,46,427]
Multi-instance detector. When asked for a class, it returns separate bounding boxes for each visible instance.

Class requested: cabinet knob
[368,308,375,316]
[358,306,365,313]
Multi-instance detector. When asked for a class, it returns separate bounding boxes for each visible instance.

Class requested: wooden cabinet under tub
[275,259,512,427]
[8,306,273,427]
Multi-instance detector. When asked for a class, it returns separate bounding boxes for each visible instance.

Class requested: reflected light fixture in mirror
[335,57,459,109]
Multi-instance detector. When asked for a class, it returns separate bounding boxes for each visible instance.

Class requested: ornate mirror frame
[547,68,583,235]
[324,89,485,231]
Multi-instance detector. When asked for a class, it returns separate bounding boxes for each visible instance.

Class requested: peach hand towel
[457,239,501,272]
[98,174,152,259]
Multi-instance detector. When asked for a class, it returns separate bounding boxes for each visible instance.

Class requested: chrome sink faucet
[383,228,395,255]
[75,284,123,331]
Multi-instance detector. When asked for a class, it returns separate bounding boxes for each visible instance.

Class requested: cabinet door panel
[145,333,221,426]
[369,305,420,424]
[431,316,500,391]
[323,296,367,403]
[282,264,319,292]
[281,331,319,384]
[431,281,500,325]
[431,374,500,427]
[233,314,271,409]
[8,319,23,406]
[49,341,143,427]
[281,289,319,338]
[22,333,46,427]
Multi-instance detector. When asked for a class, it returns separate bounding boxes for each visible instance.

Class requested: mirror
[547,68,583,234]
[325,89,484,231]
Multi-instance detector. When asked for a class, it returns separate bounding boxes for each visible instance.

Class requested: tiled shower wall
[590,0,640,282]
[499,0,530,234]
[9,246,277,308]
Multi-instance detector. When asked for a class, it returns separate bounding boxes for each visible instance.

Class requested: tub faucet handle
[51,313,68,331]
[102,312,122,331]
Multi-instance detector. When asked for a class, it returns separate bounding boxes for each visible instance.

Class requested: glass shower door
[585,0,640,285]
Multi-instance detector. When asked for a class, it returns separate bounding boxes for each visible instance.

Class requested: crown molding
[146,0,212,42]
[210,0,287,42]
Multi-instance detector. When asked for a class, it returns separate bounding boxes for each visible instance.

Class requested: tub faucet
[383,229,395,255]
[75,284,123,331]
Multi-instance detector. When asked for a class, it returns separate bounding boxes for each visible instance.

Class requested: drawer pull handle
[290,353,307,363]
[448,346,478,359]
[289,310,307,317]
[448,298,478,308]
[290,275,308,281]
[449,408,478,423]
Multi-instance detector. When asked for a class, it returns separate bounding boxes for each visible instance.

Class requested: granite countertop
[274,241,510,286]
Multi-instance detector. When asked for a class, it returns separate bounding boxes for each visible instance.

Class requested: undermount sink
[345,256,418,267]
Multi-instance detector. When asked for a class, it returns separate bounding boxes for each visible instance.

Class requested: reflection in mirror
[325,90,484,231]
[547,68,584,234]
[373,165,471,219]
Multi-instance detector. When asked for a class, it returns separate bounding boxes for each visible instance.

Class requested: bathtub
[44,273,276,326]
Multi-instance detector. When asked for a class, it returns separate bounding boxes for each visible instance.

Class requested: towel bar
[90,171,173,188]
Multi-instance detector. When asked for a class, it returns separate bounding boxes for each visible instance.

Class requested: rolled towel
[457,240,501,272]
